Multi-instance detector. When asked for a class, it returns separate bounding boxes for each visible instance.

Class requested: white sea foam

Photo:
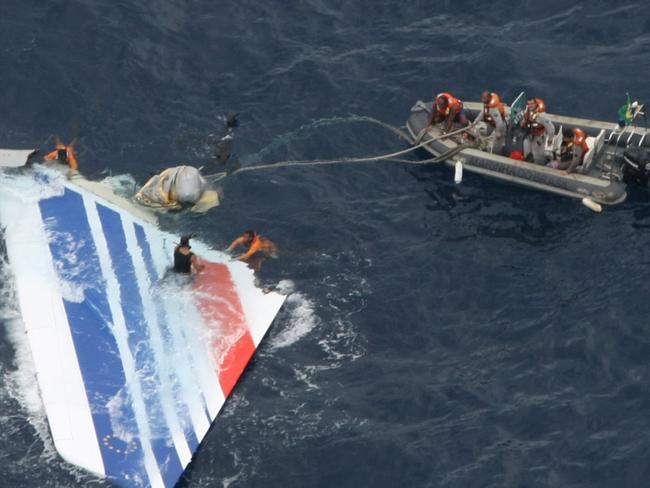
[0,165,65,204]
[57,278,86,303]
[100,174,138,199]
[106,387,138,444]
[41,227,93,303]
[267,280,319,351]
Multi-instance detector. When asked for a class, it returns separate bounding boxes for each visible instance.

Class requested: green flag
[618,93,633,126]
[509,91,526,127]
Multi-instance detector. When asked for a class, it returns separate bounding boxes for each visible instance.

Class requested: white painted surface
[0,177,105,476]
[0,148,36,167]
[0,165,287,485]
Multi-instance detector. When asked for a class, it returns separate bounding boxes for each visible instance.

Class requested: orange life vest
[531,98,546,113]
[572,128,589,161]
[44,143,78,171]
[483,92,505,126]
[523,98,548,137]
[247,234,262,255]
[435,92,463,117]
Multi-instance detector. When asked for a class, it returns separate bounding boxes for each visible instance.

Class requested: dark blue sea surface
[2,1,650,487]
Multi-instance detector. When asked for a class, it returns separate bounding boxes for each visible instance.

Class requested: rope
[243,114,415,163]
[204,125,471,181]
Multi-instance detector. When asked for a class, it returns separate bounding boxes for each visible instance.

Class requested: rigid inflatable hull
[407,101,629,205]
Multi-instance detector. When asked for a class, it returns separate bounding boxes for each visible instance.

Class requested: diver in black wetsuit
[173,235,205,274]
[210,112,240,174]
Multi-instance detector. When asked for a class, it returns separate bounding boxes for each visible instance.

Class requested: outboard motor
[622,146,650,187]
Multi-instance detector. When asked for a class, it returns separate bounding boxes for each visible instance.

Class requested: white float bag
[135,165,207,208]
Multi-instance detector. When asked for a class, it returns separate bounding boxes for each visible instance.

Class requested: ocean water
[2,1,650,487]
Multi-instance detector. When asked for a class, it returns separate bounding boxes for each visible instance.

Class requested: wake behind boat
[0,152,285,488]
[406,94,650,206]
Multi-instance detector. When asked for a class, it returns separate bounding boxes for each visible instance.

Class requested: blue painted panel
[39,188,150,486]
[96,204,184,488]
[133,223,200,452]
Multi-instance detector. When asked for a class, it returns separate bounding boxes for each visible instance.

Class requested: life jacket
[435,92,463,117]
[483,92,505,126]
[44,143,78,171]
[532,98,546,113]
[523,98,548,137]
[243,233,277,259]
[572,128,589,161]
[246,234,262,256]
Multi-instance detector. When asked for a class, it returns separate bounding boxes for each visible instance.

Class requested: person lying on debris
[134,165,220,212]
[43,138,78,172]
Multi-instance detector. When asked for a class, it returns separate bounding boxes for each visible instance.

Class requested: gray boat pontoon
[406,94,650,206]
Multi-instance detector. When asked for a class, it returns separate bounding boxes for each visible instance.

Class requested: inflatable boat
[406,95,650,205]
[0,152,285,487]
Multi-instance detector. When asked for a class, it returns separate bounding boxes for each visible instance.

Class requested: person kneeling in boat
[43,138,78,173]
[473,91,506,154]
[226,230,277,272]
[547,128,589,175]
[173,235,205,274]
[427,92,469,134]
[520,98,555,164]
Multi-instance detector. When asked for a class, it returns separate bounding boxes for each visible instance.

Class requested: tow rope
[204,124,472,182]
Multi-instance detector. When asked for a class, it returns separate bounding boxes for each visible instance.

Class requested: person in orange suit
[44,138,78,171]
[558,128,590,175]
[427,92,469,134]
[473,91,506,154]
[226,230,277,272]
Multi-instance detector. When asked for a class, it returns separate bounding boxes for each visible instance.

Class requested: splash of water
[267,280,319,351]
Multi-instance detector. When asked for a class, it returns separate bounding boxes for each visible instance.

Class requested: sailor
[520,98,555,164]
[226,230,277,272]
[43,139,78,171]
[473,91,507,154]
[554,128,590,175]
[173,235,205,273]
[427,92,469,134]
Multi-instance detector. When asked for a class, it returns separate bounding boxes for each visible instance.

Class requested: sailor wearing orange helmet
[553,128,590,175]
[520,98,555,164]
[473,91,506,154]
[427,92,469,133]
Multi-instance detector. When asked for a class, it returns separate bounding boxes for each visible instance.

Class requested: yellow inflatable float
[134,165,220,213]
